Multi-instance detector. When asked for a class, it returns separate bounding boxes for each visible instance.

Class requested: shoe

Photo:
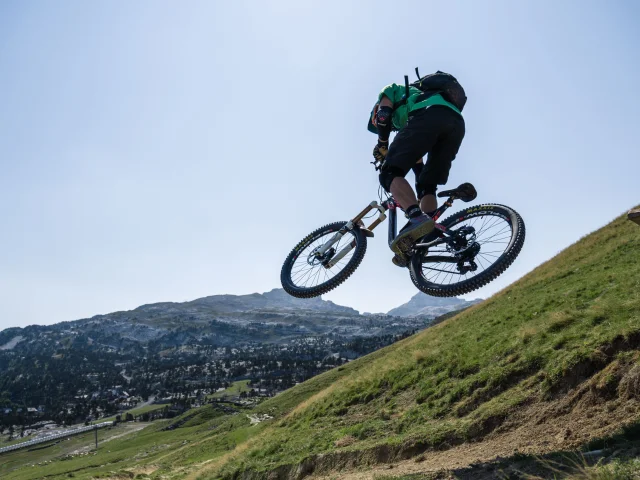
[390,214,435,256]
[391,253,409,268]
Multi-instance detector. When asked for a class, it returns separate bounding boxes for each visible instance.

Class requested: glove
[372,142,388,163]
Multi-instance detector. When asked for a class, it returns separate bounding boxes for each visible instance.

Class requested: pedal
[397,237,414,253]
[391,254,409,268]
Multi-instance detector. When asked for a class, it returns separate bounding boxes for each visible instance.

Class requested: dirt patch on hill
[230,353,640,480]
[304,403,639,480]
[305,357,640,480]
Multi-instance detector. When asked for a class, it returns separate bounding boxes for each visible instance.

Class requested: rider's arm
[374,95,394,145]
[379,96,394,108]
[374,84,407,143]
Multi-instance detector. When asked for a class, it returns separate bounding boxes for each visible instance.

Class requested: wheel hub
[447,226,480,273]
[447,226,478,255]
[308,246,335,267]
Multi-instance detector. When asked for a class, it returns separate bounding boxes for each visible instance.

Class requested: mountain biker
[368,76,466,267]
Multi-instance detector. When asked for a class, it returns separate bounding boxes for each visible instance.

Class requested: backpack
[398,68,467,112]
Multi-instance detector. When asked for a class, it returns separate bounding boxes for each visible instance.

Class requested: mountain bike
[280,182,525,298]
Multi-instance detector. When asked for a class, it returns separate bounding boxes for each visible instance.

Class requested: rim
[417,213,513,286]
[288,229,359,290]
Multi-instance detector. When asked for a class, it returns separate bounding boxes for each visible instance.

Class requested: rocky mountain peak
[188,288,359,315]
[387,292,482,317]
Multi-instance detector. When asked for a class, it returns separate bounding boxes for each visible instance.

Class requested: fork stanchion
[367,217,385,231]
[351,202,378,224]
[360,202,387,233]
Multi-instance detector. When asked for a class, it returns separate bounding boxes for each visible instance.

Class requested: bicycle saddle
[437,182,478,202]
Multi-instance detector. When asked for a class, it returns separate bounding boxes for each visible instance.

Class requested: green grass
[0,423,150,478]
[524,450,640,480]
[207,380,252,400]
[3,207,639,480]
[574,458,640,479]
[210,207,640,478]
[101,402,167,422]
[0,405,246,480]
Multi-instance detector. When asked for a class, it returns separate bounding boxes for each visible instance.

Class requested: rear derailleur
[447,226,481,274]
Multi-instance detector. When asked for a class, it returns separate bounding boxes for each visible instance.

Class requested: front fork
[314,195,459,269]
[315,201,388,268]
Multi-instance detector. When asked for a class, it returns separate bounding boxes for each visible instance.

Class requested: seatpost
[432,197,455,221]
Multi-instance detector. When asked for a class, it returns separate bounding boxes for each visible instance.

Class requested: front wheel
[281,222,367,298]
[409,204,525,297]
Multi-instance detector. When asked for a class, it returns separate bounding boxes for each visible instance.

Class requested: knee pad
[374,106,393,142]
[416,182,437,199]
[379,165,405,192]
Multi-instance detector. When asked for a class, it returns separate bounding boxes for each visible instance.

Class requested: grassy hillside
[207,208,640,479]
[0,404,243,480]
[3,207,639,480]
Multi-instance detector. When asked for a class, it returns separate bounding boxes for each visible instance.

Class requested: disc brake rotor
[308,246,335,267]
[447,226,480,273]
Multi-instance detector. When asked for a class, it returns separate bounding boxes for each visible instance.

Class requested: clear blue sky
[1,0,639,328]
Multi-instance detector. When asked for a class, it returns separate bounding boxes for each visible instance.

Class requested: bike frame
[315,194,460,269]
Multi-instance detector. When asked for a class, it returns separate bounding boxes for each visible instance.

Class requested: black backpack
[399,68,467,112]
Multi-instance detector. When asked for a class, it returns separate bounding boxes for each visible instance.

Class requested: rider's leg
[389,177,419,212]
[381,170,435,256]
[411,161,436,215]
[380,169,434,257]
[379,111,447,257]
[416,108,466,215]
[414,164,439,215]
[380,111,440,210]
[420,194,438,214]
[417,183,438,215]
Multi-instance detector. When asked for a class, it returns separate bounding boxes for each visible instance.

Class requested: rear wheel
[281,222,367,298]
[409,204,525,297]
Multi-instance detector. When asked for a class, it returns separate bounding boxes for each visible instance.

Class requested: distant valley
[0,289,478,429]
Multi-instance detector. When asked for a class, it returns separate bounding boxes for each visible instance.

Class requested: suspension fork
[314,195,457,267]
[316,201,388,268]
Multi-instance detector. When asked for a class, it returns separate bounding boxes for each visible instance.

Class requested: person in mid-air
[368,71,466,267]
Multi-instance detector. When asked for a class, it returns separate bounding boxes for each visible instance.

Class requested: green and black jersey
[368,83,461,134]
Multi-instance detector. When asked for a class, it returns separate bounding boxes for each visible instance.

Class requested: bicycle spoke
[420,212,514,287]
[288,228,358,289]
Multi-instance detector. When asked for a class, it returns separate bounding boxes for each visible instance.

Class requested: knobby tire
[281,222,367,298]
[409,204,525,297]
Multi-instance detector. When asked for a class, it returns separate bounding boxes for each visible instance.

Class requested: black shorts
[383,106,465,195]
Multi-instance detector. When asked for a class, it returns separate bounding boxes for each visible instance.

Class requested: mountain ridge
[1,288,473,341]
[0,288,476,365]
